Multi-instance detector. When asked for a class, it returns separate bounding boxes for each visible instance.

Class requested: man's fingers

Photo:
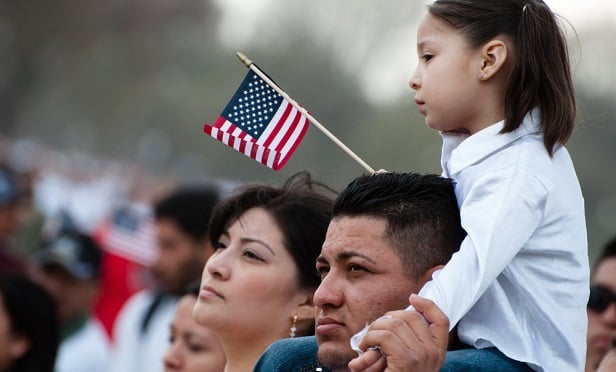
[348,349,384,372]
[409,294,450,351]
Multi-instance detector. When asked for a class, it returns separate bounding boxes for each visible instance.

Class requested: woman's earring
[289,314,298,338]
[479,71,485,80]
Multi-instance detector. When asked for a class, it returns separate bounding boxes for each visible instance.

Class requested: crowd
[1,0,614,371]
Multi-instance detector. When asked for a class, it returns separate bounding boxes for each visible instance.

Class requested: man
[108,186,220,372]
[32,230,109,372]
[0,166,28,273]
[254,172,466,371]
[586,237,616,372]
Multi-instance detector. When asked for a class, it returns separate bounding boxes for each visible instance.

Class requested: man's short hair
[333,172,466,280]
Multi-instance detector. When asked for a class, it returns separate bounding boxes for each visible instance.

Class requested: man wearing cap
[32,230,110,372]
[0,165,28,273]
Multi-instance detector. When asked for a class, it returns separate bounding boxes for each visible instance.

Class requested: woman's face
[194,207,308,340]
[163,295,226,372]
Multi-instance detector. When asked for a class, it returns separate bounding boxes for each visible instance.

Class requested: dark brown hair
[333,172,466,280]
[208,171,336,289]
[428,0,576,155]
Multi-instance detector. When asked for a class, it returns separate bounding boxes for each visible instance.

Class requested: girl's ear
[478,38,509,81]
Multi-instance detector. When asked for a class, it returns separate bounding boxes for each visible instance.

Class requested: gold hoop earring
[289,314,298,338]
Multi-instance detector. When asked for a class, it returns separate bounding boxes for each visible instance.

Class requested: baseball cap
[34,232,103,280]
[0,167,18,205]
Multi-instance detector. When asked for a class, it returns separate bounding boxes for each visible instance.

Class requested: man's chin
[317,340,356,371]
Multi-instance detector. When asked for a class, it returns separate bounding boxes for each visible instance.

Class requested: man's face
[33,265,97,324]
[152,218,209,295]
[314,216,424,371]
[586,257,616,371]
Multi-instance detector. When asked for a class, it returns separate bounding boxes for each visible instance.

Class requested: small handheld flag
[203,69,309,171]
[203,53,374,172]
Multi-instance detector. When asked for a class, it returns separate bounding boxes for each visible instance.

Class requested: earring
[289,314,298,338]
[479,71,485,80]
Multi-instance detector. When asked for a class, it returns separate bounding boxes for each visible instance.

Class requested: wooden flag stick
[236,52,375,173]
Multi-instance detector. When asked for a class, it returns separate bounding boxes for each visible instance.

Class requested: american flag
[203,69,309,171]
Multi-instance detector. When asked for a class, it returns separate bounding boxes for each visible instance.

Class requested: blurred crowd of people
[1,134,615,372]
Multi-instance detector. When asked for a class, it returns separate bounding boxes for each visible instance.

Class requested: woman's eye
[422,54,433,61]
[243,250,263,261]
[215,241,227,250]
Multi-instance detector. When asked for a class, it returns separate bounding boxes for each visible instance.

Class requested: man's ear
[478,38,509,81]
[419,264,445,285]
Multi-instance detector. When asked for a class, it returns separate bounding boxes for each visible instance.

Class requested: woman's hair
[0,273,59,372]
[208,171,336,289]
[428,0,576,155]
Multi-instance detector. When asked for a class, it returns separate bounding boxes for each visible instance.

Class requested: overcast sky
[214,0,616,104]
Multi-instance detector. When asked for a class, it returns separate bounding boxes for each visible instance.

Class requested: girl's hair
[208,171,336,290]
[428,0,575,155]
[0,273,59,372]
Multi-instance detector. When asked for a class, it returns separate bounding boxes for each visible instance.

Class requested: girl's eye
[215,241,227,250]
[422,54,433,61]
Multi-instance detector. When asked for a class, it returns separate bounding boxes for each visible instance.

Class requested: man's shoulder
[254,336,328,372]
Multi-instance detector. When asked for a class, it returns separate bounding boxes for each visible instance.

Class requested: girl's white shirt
[421,109,589,371]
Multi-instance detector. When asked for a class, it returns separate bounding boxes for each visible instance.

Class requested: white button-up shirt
[419,110,589,371]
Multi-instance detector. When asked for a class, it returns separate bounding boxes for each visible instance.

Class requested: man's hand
[348,294,449,372]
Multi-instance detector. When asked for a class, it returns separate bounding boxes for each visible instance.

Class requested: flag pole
[236,52,375,173]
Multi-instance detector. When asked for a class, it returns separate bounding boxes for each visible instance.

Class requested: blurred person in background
[586,236,616,371]
[108,186,221,372]
[0,272,59,372]
[596,337,616,371]
[0,166,29,273]
[193,172,335,371]
[163,282,226,372]
[31,230,108,372]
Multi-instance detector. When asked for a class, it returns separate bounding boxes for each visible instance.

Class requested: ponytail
[504,0,576,155]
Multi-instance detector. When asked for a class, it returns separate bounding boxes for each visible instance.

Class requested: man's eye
[348,264,365,272]
[316,266,329,277]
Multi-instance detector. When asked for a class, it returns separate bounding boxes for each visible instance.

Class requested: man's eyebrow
[318,250,377,265]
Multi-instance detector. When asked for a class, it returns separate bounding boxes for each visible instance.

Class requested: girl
[192,172,335,372]
[354,1,588,371]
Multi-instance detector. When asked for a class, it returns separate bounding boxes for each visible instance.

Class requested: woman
[163,284,226,372]
[0,272,59,372]
[193,172,335,371]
